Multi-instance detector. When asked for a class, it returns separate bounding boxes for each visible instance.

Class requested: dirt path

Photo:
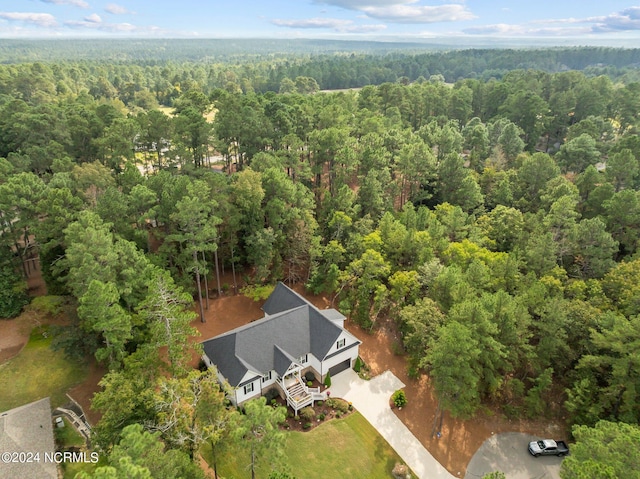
[0,259,49,362]
[67,361,107,426]
[0,311,37,362]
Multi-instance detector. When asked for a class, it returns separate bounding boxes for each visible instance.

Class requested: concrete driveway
[464,432,563,479]
[329,369,455,479]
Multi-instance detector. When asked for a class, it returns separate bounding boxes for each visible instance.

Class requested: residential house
[201,282,361,413]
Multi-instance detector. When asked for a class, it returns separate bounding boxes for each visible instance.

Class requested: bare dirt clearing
[0,260,49,362]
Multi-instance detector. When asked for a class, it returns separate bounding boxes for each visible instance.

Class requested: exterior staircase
[282,376,327,414]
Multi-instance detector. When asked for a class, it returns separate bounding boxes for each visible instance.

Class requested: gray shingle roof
[0,398,57,479]
[319,308,346,322]
[202,282,359,386]
[274,345,298,376]
[262,282,308,315]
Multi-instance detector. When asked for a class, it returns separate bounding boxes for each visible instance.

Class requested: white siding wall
[307,353,322,379]
[260,370,277,391]
[235,378,262,404]
[329,331,358,354]
[321,344,359,377]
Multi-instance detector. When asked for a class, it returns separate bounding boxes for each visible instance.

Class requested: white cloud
[314,1,474,24]
[466,7,640,37]
[272,16,386,33]
[315,0,414,7]
[272,17,353,29]
[591,7,640,32]
[105,3,134,15]
[463,23,592,37]
[64,18,135,31]
[0,12,57,27]
[361,3,474,23]
[40,0,89,8]
[84,13,101,23]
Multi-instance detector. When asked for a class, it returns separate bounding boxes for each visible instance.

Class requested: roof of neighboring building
[0,397,57,479]
[202,282,360,386]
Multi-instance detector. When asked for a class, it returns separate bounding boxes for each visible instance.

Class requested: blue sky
[1,1,640,41]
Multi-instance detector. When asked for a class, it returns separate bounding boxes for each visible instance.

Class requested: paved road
[329,369,455,479]
[464,432,563,479]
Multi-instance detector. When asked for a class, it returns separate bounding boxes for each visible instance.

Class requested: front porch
[276,363,326,415]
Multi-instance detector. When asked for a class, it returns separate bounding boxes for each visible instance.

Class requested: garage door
[329,358,351,377]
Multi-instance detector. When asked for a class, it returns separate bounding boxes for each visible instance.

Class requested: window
[337,338,346,349]
[243,382,254,395]
[299,354,308,364]
[262,371,272,383]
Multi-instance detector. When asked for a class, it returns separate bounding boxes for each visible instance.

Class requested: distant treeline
[1,40,640,90]
[0,38,445,62]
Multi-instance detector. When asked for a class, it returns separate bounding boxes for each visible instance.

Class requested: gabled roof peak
[202,282,354,387]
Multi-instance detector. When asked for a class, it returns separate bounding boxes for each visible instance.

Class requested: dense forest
[1,44,639,478]
[2,40,640,90]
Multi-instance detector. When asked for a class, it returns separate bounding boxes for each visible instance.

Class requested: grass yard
[208,412,408,479]
[62,461,98,479]
[0,326,88,412]
[55,417,86,448]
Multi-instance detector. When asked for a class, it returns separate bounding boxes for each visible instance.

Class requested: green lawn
[55,417,86,448]
[0,326,88,412]
[207,412,408,479]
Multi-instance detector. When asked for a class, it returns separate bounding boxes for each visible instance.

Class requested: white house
[201,282,361,413]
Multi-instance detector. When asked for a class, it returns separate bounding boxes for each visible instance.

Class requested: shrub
[392,389,407,408]
[336,411,343,418]
[316,400,323,406]
[271,399,278,407]
[264,388,280,402]
[240,284,275,301]
[391,340,405,356]
[328,398,349,413]
[407,365,420,379]
[354,356,363,373]
[307,381,313,387]
[299,407,315,421]
[324,371,331,388]
[269,472,296,479]
[304,371,316,382]
[392,462,412,479]
[303,422,312,430]
[30,295,64,316]
[319,413,326,421]
[294,415,300,421]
